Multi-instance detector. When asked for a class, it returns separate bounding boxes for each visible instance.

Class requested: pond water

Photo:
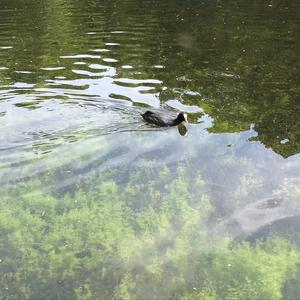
[0,0,300,298]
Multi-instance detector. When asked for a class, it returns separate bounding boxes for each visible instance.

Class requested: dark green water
[0,0,300,298]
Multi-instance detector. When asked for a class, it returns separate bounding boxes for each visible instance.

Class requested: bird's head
[177,112,188,124]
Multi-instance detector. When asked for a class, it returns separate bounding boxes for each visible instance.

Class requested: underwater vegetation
[0,151,300,299]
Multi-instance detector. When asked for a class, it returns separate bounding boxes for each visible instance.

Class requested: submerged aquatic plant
[0,159,299,299]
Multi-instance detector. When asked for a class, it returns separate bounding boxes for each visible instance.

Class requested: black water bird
[141,110,188,127]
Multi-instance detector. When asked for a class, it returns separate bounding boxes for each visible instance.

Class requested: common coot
[141,110,188,127]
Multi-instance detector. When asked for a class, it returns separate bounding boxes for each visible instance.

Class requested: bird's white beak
[184,113,188,123]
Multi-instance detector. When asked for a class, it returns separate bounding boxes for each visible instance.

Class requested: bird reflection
[177,124,188,136]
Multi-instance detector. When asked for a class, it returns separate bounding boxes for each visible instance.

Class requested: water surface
[0,0,300,298]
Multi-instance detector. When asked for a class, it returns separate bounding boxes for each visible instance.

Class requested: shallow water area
[0,0,300,298]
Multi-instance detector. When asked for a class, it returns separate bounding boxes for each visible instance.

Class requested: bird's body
[141,110,188,127]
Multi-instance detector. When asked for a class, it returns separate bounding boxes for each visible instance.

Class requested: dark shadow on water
[246,215,300,246]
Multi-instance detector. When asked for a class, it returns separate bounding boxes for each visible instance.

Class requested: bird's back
[141,111,173,126]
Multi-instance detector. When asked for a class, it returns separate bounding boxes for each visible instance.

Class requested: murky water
[0,0,299,298]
